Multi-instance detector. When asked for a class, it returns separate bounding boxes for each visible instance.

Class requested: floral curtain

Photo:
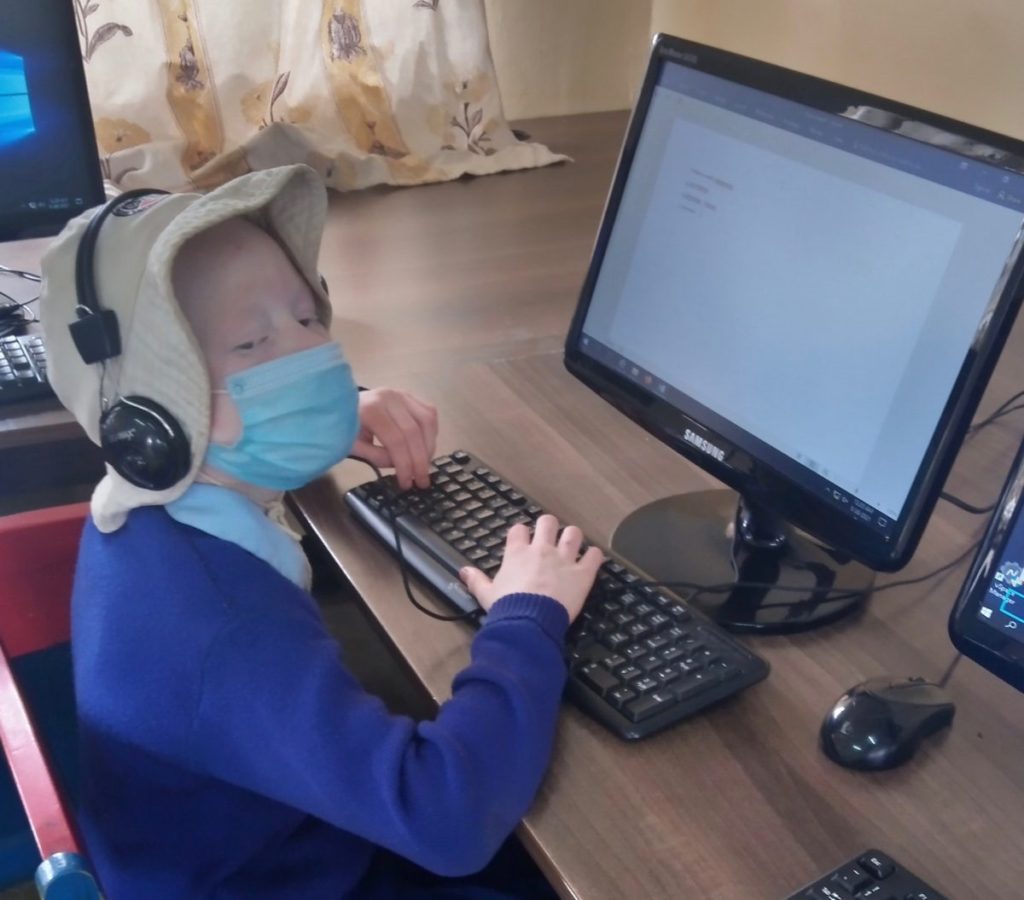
[74,0,566,192]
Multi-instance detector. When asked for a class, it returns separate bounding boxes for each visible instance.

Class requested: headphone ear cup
[99,396,192,491]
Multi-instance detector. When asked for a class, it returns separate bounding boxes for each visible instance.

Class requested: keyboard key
[632,676,658,693]
[623,643,647,661]
[659,646,684,663]
[603,631,629,651]
[601,653,627,670]
[607,686,636,709]
[627,622,650,640]
[578,663,620,696]
[706,659,741,682]
[672,673,716,701]
[653,665,681,685]
[615,664,642,681]
[638,653,662,672]
[625,690,674,721]
[858,855,895,881]
[644,634,669,652]
[804,887,852,900]
[831,865,870,894]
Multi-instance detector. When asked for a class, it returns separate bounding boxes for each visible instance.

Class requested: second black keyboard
[0,333,52,407]
[345,450,769,740]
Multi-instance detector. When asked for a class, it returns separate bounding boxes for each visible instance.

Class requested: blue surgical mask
[205,342,360,490]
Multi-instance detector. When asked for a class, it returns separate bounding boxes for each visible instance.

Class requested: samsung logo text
[683,429,725,462]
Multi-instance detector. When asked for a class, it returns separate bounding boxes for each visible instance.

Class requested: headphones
[70,189,192,491]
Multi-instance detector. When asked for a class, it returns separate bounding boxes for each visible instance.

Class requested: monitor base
[610,490,874,634]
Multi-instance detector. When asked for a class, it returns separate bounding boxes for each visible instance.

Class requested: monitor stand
[610,491,874,634]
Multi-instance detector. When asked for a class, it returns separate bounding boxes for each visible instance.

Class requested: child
[39,165,603,899]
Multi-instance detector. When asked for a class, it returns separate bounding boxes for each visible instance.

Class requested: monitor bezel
[563,33,1024,572]
[949,436,1024,693]
[0,0,106,242]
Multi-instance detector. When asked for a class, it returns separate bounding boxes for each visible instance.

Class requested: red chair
[0,503,101,898]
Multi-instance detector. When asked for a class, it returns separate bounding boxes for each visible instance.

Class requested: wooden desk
[293,112,1024,899]
[5,111,1024,897]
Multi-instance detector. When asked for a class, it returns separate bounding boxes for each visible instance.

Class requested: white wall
[650,0,1024,139]
[488,0,1024,140]
[484,0,652,120]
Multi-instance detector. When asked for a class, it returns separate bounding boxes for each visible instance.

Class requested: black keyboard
[0,334,52,406]
[345,449,769,740]
[787,849,948,900]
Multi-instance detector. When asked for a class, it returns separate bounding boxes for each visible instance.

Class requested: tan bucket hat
[39,164,332,532]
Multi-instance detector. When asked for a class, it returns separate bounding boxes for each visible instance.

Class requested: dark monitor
[564,35,1024,633]
[950,435,1024,693]
[1,0,106,242]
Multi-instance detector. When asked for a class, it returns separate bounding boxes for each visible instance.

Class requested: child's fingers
[504,522,531,551]
[383,403,431,489]
[459,565,490,599]
[557,525,583,560]
[532,514,559,546]
[405,396,439,461]
[580,545,605,575]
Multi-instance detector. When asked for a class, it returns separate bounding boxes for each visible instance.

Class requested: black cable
[940,493,996,515]
[349,456,483,624]
[936,651,964,688]
[941,390,1024,514]
[968,390,1024,434]
[0,291,38,338]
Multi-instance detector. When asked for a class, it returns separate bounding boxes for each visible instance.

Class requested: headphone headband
[69,189,169,365]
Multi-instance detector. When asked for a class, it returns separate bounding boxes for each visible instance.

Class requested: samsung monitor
[564,35,1024,633]
[1,0,105,242]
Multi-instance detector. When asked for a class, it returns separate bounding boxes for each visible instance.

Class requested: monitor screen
[565,36,1024,585]
[0,0,105,241]
[950,435,1024,693]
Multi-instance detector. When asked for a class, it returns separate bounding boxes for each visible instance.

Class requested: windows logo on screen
[0,50,35,147]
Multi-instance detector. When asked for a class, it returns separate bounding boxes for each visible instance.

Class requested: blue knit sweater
[72,506,569,898]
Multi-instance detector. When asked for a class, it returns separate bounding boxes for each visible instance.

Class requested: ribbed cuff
[485,593,570,644]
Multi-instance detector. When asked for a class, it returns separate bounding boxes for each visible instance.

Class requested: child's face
[173,218,331,445]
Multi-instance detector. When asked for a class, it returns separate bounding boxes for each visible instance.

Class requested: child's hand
[351,389,438,490]
[459,515,604,622]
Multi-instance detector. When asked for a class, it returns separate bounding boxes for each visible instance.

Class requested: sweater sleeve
[190,592,569,877]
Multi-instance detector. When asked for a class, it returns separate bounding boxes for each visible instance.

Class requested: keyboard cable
[349,455,484,624]
[0,267,41,338]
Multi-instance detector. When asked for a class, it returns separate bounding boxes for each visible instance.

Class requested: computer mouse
[820,676,956,771]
